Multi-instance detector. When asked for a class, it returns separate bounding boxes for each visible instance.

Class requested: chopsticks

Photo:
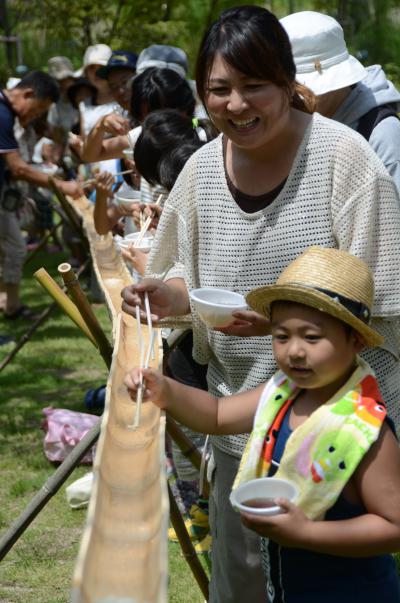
[81,169,134,188]
[128,294,156,430]
[133,194,163,248]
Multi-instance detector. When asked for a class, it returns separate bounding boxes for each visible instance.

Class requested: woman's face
[205,53,291,151]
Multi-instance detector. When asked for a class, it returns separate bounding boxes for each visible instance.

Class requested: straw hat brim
[246,284,383,347]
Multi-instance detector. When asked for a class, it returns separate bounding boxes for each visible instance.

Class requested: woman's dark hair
[134,109,214,189]
[130,67,196,122]
[195,5,315,113]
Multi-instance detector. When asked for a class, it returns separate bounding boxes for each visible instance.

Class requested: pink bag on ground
[41,406,99,464]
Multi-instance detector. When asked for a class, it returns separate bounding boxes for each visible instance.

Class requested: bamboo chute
[47,185,209,602]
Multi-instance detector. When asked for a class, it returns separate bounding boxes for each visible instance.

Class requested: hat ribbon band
[313,287,370,323]
[296,50,349,74]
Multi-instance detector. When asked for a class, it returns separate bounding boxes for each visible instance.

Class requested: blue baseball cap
[96,51,138,79]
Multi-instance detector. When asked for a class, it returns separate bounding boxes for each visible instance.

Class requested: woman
[121,6,400,603]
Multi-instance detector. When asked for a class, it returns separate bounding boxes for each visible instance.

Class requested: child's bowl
[114,232,154,253]
[189,287,247,328]
[230,477,298,516]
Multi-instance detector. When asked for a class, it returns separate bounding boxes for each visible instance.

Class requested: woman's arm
[124,367,263,434]
[242,423,400,556]
[81,114,130,162]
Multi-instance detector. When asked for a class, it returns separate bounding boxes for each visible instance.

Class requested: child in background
[93,171,137,236]
[125,247,400,602]
[121,108,211,275]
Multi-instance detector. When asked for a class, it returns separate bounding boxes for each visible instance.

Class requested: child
[125,246,400,602]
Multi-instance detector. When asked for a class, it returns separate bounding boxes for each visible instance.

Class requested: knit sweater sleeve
[145,158,193,283]
[329,127,400,317]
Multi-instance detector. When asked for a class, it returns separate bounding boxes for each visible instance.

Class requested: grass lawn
[0,250,207,603]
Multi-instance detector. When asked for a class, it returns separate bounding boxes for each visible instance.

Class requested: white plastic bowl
[230,477,298,516]
[123,148,134,160]
[189,287,247,328]
[114,232,154,253]
[115,188,142,211]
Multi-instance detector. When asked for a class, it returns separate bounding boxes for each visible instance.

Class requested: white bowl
[115,188,142,211]
[230,477,298,516]
[123,148,134,160]
[114,232,154,253]
[189,287,247,328]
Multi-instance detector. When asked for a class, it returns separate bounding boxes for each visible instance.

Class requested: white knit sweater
[147,113,400,455]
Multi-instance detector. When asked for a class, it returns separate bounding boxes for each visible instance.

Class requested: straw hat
[246,247,383,347]
[280,11,367,95]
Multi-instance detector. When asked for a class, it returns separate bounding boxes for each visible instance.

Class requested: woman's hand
[215,310,271,337]
[121,246,148,276]
[121,279,177,323]
[241,498,310,548]
[124,367,168,408]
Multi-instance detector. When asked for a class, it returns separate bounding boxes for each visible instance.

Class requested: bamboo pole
[168,483,209,600]
[0,260,92,374]
[166,415,209,498]
[34,267,97,347]
[0,302,56,373]
[24,221,63,266]
[58,263,113,369]
[0,420,101,561]
[48,178,89,251]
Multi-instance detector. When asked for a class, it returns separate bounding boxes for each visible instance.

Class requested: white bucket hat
[82,44,112,72]
[280,11,367,96]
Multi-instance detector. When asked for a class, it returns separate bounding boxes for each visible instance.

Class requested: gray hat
[136,45,188,79]
[48,56,74,80]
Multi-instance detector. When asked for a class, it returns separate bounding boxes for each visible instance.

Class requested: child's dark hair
[134,109,215,189]
[195,5,315,114]
[15,70,60,103]
[130,68,196,122]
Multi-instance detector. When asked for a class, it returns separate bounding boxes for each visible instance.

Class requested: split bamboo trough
[58,192,169,603]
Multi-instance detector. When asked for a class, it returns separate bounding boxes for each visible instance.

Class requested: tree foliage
[1,0,400,86]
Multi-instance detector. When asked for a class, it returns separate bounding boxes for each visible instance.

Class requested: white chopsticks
[133,194,163,248]
[128,294,156,429]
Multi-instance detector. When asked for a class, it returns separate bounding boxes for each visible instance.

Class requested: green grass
[0,251,208,602]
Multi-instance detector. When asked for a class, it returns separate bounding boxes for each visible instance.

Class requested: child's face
[271,302,364,394]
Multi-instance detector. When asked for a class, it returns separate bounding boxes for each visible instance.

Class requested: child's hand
[95,171,114,199]
[132,203,162,230]
[124,367,168,408]
[121,246,147,276]
[240,498,310,548]
[215,310,271,337]
[143,203,162,230]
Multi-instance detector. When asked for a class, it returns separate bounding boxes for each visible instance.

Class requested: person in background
[47,56,78,147]
[0,71,81,319]
[78,44,114,138]
[96,50,137,113]
[281,11,400,191]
